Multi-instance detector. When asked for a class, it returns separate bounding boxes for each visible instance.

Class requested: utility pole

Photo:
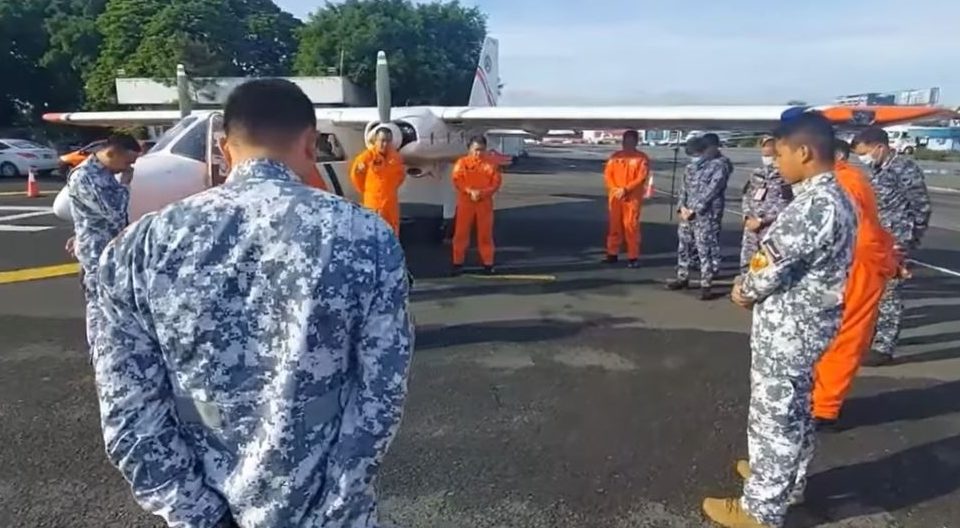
[176,64,191,119]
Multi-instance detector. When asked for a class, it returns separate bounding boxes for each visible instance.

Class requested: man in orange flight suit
[350,128,406,235]
[451,135,502,276]
[603,129,651,268]
[811,139,900,428]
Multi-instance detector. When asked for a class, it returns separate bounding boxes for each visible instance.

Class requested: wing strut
[667,130,682,221]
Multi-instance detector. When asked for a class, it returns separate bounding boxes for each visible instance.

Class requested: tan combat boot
[701,497,772,528]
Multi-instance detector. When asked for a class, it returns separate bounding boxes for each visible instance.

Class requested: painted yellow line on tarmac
[0,263,79,284]
[463,273,556,281]
[0,190,58,197]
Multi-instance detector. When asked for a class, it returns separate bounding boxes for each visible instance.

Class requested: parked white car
[0,139,60,177]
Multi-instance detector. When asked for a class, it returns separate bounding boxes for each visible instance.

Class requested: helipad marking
[0,263,80,284]
[462,273,556,281]
[0,210,54,222]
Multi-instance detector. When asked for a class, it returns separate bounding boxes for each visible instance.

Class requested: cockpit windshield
[147,116,199,154]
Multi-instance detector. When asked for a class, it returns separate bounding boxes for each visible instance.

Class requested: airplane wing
[436,105,959,132]
[44,104,956,132]
[42,110,199,127]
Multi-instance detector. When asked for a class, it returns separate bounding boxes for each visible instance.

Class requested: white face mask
[761,156,775,167]
[858,153,875,166]
[689,156,701,164]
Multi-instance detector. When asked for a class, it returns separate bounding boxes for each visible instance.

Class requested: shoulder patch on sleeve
[761,239,785,264]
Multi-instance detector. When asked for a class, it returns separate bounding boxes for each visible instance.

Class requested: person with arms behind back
[703,113,857,528]
[93,79,414,528]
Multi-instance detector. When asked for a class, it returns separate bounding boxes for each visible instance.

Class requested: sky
[276,0,960,107]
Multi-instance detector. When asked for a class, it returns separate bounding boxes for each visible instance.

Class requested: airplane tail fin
[468,37,499,107]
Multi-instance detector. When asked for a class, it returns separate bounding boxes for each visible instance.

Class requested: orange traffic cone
[26,169,40,198]
[644,174,655,199]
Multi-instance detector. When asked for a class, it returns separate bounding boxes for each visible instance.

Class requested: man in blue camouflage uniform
[65,134,141,350]
[93,79,414,528]
[740,136,793,275]
[852,127,931,366]
[668,133,733,300]
[703,113,856,528]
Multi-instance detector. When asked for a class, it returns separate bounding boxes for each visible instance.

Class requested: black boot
[627,259,640,268]
[483,265,496,275]
[699,285,712,301]
[450,264,463,277]
[603,255,619,264]
[666,278,689,290]
[862,350,894,367]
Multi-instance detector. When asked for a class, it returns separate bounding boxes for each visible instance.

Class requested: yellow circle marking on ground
[0,263,80,285]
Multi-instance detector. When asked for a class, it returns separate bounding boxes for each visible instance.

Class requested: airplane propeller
[364,50,404,151]
[376,51,391,124]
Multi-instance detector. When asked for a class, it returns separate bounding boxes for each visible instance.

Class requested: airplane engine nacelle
[364,121,403,150]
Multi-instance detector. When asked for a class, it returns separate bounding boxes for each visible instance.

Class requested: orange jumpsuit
[604,150,650,260]
[812,161,899,420]
[350,148,405,235]
[452,154,502,266]
[303,164,328,191]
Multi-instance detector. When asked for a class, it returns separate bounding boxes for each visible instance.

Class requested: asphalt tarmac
[1,148,959,527]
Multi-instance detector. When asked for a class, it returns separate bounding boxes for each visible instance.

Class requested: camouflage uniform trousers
[870,277,904,357]
[676,213,722,287]
[79,267,103,355]
[741,363,816,527]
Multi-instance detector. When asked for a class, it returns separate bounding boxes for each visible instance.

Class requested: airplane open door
[206,112,227,187]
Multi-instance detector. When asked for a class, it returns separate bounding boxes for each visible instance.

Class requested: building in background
[834,87,940,107]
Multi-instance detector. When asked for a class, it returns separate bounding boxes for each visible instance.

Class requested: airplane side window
[170,121,208,163]
[316,133,345,162]
[149,116,198,154]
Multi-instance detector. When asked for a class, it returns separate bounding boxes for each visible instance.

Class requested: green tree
[0,0,52,124]
[295,0,486,106]
[85,0,301,109]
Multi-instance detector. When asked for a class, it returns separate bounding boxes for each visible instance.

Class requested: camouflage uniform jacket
[867,153,931,249]
[679,154,733,217]
[741,171,857,375]
[741,165,793,227]
[94,158,415,528]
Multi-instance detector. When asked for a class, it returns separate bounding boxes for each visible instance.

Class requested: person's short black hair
[224,79,317,147]
[835,139,851,160]
[852,126,889,147]
[468,135,487,147]
[773,111,835,161]
[105,133,142,153]
[685,136,706,155]
[623,130,639,142]
[702,133,720,147]
[374,127,393,139]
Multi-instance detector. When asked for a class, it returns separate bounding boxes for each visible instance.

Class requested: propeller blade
[376,51,391,124]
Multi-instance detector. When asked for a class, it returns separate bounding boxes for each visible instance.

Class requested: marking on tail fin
[475,64,496,106]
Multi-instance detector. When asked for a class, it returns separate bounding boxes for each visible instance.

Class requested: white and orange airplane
[48,37,956,240]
